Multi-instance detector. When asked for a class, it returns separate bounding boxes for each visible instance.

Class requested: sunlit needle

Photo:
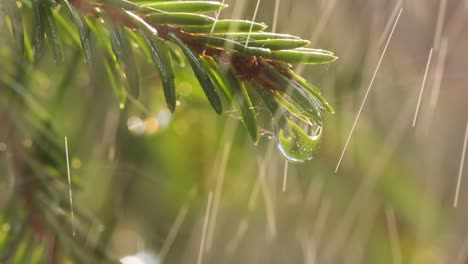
[385,208,402,264]
[159,203,190,263]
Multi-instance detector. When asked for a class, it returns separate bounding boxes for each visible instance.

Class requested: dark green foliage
[201,57,258,141]
[62,0,93,64]
[168,32,223,114]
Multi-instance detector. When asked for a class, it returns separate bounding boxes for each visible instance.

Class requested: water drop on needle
[274,116,323,163]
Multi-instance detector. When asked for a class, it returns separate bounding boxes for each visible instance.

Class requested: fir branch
[3,0,337,144]
[0,0,337,262]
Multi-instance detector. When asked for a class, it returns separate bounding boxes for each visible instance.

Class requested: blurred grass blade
[37,193,117,262]
[42,4,64,64]
[140,30,177,112]
[146,12,214,25]
[141,1,227,13]
[12,233,33,264]
[168,32,222,114]
[180,19,267,33]
[62,0,93,64]
[41,205,98,263]
[21,26,34,63]
[269,48,337,64]
[0,205,28,262]
[30,246,45,263]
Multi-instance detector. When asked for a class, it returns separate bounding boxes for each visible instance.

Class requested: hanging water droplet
[274,115,323,163]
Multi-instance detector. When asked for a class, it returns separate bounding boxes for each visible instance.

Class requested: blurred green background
[1,0,468,263]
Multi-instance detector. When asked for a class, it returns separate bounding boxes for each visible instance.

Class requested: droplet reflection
[274,115,323,163]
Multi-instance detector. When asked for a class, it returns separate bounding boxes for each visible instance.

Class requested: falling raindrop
[274,115,323,163]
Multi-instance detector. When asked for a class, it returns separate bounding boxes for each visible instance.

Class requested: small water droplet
[274,115,323,163]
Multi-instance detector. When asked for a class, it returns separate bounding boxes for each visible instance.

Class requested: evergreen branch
[0,0,338,262]
[2,0,337,145]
